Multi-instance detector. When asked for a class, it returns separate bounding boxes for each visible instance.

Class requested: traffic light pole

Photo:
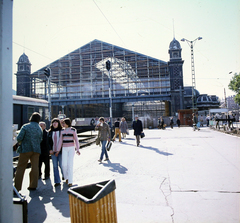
[106,60,113,131]
[108,69,112,128]
[44,67,52,123]
[47,76,51,122]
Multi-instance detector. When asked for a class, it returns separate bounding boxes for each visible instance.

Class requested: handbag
[96,137,100,145]
[96,131,101,146]
[106,141,112,151]
[140,132,145,138]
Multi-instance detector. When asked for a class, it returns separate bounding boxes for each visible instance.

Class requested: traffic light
[106,60,111,71]
[44,67,51,77]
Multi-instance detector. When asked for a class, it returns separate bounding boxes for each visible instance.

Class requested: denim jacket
[17,122,42,154]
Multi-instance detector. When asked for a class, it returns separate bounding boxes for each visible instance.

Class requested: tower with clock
[168,38,185,114]
[15,53,31,97]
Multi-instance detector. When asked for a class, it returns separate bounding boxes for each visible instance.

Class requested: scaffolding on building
[29,39,171,120]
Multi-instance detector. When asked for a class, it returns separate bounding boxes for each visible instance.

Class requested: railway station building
[15,39,219,123]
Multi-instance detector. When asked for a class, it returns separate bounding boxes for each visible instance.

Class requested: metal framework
[181,37,202,111]
[30,40,170,104]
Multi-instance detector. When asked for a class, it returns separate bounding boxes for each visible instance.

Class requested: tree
[228,72,240,104]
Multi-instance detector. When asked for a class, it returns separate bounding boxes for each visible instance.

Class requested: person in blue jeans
[95,117,111,162]
[47,118,64,187]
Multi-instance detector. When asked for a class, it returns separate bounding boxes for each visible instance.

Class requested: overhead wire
[13,41,53,60]
[92,0,126,47]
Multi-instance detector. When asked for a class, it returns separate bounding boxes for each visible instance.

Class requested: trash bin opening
[68,179,116,203]
[72,185,102,200]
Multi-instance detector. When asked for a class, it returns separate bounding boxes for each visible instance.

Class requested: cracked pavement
[19,127,240,223]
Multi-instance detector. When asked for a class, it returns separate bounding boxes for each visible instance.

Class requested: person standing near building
[112,118,122,142]
[206,115,210,127]
[159,116,165,130]
[39,122,50,180]
[177,118,181,128]
[58,118,80,187]
[132,115,143,146]
[14,112,43,191]
[95,117,111,162]
[170,117,174,129]
[200,115,204,127]
[48,118,63,187]
[120,117,128,139]
[192,113,200,131]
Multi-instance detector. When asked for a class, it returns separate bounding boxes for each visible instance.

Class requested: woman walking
[95,117,111,162]
[120,117,128,139]
[47,118,63,187]
[58,118,80,187]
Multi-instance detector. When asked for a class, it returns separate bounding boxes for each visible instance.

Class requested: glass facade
[30,40,170,101]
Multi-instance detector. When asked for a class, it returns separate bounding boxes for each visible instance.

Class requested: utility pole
[181,37,202,112]
[0,1,13,222]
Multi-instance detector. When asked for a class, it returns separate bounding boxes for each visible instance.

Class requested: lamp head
[181,38,185,42]
[198,37,202,40]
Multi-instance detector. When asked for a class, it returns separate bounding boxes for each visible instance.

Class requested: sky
[12,0,240,100]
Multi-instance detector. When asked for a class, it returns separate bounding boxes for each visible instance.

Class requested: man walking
[112,118,122,142]
[132,115,143,146]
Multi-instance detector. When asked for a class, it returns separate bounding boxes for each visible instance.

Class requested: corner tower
[15,53,31,97]
[168,38,184,114]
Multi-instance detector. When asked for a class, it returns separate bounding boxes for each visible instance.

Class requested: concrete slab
[17,127,240,223]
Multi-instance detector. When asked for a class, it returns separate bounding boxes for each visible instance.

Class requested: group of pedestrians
[14,112,80,193]
[112,117,129,142]
[158,116,181,129]
[95,115,145,162]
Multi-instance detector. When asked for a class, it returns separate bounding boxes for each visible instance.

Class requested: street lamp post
[44,67,51,122]
[106,60,112,127]
[181,37,202,112]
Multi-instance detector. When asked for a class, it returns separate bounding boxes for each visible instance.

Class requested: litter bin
[68,179,117,223]
[13,186,28,223]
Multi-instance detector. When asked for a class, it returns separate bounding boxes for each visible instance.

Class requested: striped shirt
[57,127,80,152]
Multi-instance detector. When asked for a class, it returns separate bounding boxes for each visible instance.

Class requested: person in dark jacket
[170,117,174,129]
[39,122,50,180]
[177,119,181,128]
[132,115,143,146]
[112,118,122,142]
[159,116,165,130]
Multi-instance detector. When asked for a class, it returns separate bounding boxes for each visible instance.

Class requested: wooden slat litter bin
[68,179,117,223]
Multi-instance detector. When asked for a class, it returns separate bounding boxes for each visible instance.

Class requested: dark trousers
[14,152,40,191]
[136,135,140,146]
[39,154,50,178]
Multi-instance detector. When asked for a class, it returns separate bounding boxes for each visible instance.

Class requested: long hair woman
[47,118,63,187]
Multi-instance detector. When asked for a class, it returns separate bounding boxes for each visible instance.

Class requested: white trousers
[62,146,75,184]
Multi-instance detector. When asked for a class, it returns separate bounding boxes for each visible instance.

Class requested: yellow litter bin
[68,179,117,223]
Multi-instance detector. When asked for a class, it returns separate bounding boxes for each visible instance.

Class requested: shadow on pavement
[51,184,70,218]
[28,179,70,222]
[102,161,128,174]
[140,145,174,156]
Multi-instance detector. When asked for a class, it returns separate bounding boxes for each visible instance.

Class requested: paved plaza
[18,126,240,223]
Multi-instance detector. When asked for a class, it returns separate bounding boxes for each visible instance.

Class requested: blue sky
[12,0,240,99]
